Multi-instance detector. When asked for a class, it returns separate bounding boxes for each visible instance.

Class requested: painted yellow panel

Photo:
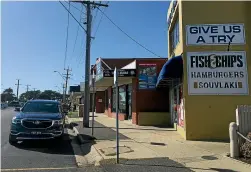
[177,124,186,139]
[138,112,171,126]
[167,1,251,140]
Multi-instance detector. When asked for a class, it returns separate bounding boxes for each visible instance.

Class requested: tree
[1,88,16,102]
[19,90,41,101]
[17,89,62,102]
[38,90,62,100]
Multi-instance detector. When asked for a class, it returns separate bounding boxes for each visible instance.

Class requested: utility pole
[25,84,31,92]
[15,79,21,101]
[73,0,108,128]
[63,67,72,103]
[91,71,95,137]
[32,88,36,99]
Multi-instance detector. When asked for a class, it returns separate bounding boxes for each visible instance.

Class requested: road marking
[1,167,77,171]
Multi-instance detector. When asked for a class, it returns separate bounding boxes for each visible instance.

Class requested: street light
[53,71,65,80]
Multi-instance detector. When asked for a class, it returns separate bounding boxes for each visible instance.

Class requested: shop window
[112,86,127,114]
[119,87,126,114]
[112,88,116,112]
[170,18,179,54]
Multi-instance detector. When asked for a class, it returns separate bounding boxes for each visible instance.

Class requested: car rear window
[22,102,60,113]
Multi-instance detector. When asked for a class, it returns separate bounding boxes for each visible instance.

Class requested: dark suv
[9,100,66,145]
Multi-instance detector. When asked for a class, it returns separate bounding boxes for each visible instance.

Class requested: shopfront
[156,55,183,128]
[92,57,170,126]
[165,0,251,140]
[111,84,132,120]
[93,59,136,120]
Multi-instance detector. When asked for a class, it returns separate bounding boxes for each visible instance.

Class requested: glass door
[127,84,132,120]
[170,84,180,127]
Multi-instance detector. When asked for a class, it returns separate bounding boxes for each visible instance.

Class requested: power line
[97,7,162,58]
[65,0,86,15]
[76,32,86,68]
[77,50,85,68]
[59,1,87,32]
[63,1,70,69]
[92,1,109,44]
[71,4,84,60]
[93,7,106,39]
[92,8,99,26]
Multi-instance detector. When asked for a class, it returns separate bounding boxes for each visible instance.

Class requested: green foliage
[68,111,78,118]
[1,88,16,102]
[38,90,63,100]
[19,90,63,101]
[19,90,41,101]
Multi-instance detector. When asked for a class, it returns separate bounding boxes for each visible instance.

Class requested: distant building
[69,85,80,93]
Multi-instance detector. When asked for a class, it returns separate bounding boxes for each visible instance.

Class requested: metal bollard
[229,122,240,158]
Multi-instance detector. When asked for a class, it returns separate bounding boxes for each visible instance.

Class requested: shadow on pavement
[12,133,92,156]
[99,158,239,172]
[100,157,193,172]
[74,121,130,140]
[92,126,175,131]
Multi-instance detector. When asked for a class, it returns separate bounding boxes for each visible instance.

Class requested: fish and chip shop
[186,24,245,45]
[164,0,251,141]
[187,51,248,95]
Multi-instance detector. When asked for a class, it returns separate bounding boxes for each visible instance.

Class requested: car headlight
[12,117,21,124]
[54,119,64,125]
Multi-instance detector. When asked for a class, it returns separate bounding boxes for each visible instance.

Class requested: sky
[1,1,170,96]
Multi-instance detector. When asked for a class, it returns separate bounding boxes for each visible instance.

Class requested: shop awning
[156,55,183,87]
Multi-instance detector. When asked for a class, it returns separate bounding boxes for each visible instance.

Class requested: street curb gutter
[66,116,104,167]
[223,153,251,167]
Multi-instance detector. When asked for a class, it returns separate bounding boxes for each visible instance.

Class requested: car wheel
[9,135,17,145]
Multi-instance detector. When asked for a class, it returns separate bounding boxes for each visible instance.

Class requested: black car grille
[18,133,53,138]
[21,120,52,129]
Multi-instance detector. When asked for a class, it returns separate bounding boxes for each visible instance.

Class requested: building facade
[92,57,171,127]
[160,0,251,140]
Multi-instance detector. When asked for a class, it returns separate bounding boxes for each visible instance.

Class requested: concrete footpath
[67,113,251,172]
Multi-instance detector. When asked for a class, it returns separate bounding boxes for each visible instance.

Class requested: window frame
[111,85,127,114]
[170,18,180,53]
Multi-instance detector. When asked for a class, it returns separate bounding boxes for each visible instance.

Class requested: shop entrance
[169,81,182,127]
[127,84,132,120]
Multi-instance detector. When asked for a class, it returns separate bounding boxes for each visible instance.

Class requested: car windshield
[21,102,60,113]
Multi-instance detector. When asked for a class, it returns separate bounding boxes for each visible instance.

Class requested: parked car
[8,101,20,107]
[9,99,67,145]
[14,103,22,111]
[1,103,8,109]
[2,103,5,108]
